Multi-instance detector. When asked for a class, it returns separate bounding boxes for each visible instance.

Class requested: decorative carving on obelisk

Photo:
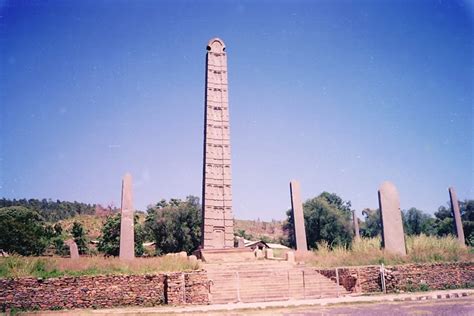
[201,38,234,249]
[352,210,360,241]
[290,180,308,251]
[449,187,465,246]
[378,181,406,256]
[120,173,135,260]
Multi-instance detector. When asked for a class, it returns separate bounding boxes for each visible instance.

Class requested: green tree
[402,207,436,236]
[283,192,353,249]
[97,214,145,256]
[0,206,49,255]
[71,222,88,255]
[434,199,474,246]
[360,208,382,238]
[145,196,201,255]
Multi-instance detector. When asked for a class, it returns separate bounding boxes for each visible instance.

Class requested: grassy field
[0,255,200,279]
[299,235,473,267]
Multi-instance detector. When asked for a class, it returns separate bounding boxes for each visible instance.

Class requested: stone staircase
[204,261,348,304]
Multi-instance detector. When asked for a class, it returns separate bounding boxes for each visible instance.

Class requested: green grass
[0,255,200,279]
[301,235,473,268]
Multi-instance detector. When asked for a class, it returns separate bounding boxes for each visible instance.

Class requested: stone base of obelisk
[194,248,255,263]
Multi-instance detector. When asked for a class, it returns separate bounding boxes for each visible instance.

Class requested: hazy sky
[1,1,472,220]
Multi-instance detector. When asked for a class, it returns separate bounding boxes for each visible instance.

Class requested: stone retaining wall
[0,271,209,311]
[319,262,474,294]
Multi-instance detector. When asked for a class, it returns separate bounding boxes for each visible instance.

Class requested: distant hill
[1,198,286,242]
[234,219,285,243]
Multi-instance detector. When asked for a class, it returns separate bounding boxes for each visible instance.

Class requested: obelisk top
[207,38,226,53]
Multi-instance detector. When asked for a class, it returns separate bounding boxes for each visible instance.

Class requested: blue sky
[1,0,472,220]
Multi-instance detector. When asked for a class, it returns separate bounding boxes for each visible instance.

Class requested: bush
[0,207,49,256]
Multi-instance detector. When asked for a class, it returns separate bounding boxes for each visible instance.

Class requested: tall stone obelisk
[119,173,135,260]
[201,38,234,249]
[449,187,465,246]
[290,180,308,251]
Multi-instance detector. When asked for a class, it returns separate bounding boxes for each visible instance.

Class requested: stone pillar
[352,210,360,241]
[119,173,135,260]
[290,180,308,251]
[378,181,406,256]
[201,38,234,249]
[66,239,79,259]
[449,187,465,246]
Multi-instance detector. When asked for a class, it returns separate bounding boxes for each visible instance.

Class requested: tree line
[283,192,474,249]
[1,194,473,256]
[0,198,95,222]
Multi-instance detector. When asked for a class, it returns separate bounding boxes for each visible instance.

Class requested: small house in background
[243,239,289,251]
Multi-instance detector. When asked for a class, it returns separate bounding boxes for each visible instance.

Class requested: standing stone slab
[119,173,135,260]
[66,239,79,259]
[378,181,406,256]
[290,180,308,251]
[352,210,360,241]
[449,187,465,246]
[201,38,234,249]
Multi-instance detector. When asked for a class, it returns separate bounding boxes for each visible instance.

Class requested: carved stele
[353,210,360,241]
[378,181,406,256]
[119,173,135,260]
[201,38,234,249]
[449,187,465,246]
[290,180,308,251]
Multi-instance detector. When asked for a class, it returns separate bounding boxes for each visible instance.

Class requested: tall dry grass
[301,235,473,268]
[0,255,200,278]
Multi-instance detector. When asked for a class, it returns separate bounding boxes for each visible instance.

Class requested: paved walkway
[24,289,474,315]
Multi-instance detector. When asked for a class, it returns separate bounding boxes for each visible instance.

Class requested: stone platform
[194,248,255,263]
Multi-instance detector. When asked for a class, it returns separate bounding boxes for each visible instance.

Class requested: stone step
[204,262,348,304]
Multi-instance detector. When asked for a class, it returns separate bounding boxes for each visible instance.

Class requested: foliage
[402,207,436,236]
[434,199,474,246]
[0,255,200,278]
[145,196,201,255]
[0,207,49,256]
[304,235,472,268]
[283,192,353,249]
[360,208,382,238]
[97,214,145,257]
[0,198,95,222]
[71,222,88,255]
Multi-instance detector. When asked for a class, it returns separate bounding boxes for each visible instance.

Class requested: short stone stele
[290,180,308,251]
[449,186,465,246]
[353,210,360,241]
[65,239,79,259]
[119,173,135,260]
[378,181,406,256]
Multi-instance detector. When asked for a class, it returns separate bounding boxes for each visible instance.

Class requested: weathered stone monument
[201,38,234,249]
[65,239,79,259]
[378,181,406,256]
[290,180,308,251]
[352,210,360,241]
[195,38,254,262]
[449,186,465,246]
[119,173,135,260]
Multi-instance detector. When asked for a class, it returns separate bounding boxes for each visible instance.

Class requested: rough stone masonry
[120,173,135,260]
[378,181,406,256]
[201,38,234,249]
